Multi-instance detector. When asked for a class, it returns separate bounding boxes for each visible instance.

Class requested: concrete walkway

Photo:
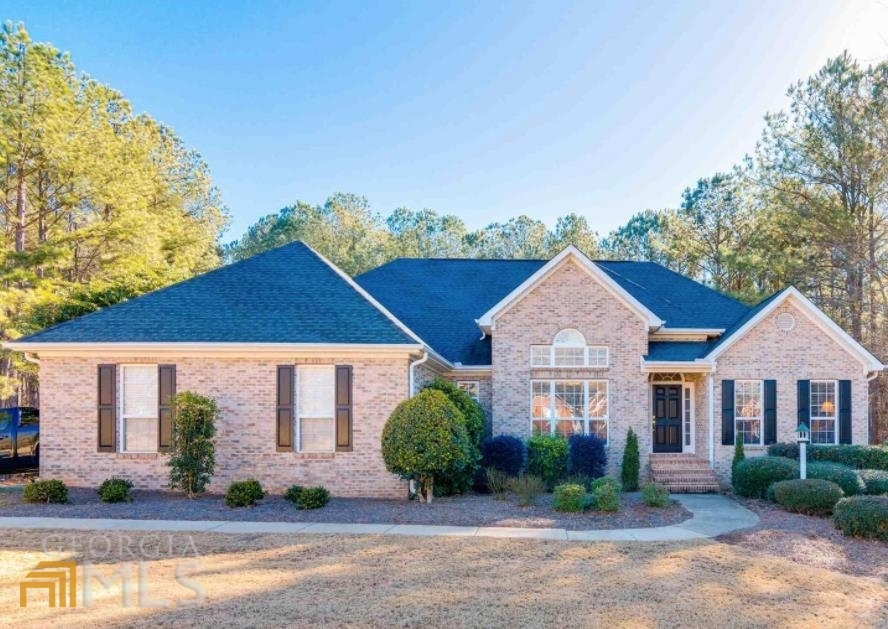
[0,495,758,542]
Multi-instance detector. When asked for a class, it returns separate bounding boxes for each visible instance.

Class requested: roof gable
[11,241,420,347]
[476,246,664,331]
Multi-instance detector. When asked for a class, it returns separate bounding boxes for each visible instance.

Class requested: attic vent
[776,312,796,332]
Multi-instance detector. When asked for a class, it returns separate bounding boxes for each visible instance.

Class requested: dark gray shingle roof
[17,241,417,345]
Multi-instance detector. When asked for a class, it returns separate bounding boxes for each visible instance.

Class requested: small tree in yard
[381,389,472,503]
[167,392,218,498]
[423,378,484,494]
[621,428,640,492]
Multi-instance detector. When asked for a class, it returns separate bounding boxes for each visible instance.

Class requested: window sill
[116,452,160,460]
[293,452,336,460]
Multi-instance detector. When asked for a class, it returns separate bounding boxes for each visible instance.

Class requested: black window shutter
[763,380,777,445]
[335,365,353,452]
[721,379,735,446]
[797,380,810,427]
[276,366,295,451]
[838,380,852,445]
[158,365,176,452]
[97,364,117,452]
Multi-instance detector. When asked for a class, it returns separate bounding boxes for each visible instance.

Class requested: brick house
[6,242,884,496]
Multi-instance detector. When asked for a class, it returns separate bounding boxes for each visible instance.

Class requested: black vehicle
[0,407,39,470]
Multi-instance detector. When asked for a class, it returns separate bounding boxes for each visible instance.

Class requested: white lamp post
[796,422,810,479]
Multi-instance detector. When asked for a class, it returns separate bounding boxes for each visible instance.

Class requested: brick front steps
[650,453,721,493]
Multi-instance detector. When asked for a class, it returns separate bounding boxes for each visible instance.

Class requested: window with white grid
[530,329,608,368]
[734,380,763,445]
[810,380,837,445]
[530,380,608,442]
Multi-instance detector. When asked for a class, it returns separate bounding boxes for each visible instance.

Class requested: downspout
[408,350,429,398]
[708,369,715,467]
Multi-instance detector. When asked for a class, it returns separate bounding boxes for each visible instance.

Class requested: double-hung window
[734,380,763,445]
[810,380,837,444]
[298,365,336,452]
[531,380,608,442]
[121,365,158,453]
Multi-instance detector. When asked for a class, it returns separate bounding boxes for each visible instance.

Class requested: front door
[653,385,682,453]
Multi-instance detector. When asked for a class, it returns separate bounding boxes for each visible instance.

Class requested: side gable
[706,287,884,373]
[476,246,664,332]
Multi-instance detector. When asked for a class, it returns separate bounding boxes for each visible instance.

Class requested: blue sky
[4,1,888,240]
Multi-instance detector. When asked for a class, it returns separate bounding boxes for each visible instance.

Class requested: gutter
[408,350,429,398]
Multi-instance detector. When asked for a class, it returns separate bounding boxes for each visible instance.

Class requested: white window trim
[529,345,609,368]
[456,380,480,402]
[296,365,336,453]
[683,382,695,453]
[734,379,764,447]
[119,363,159,454]
[530,379,609,442]
[810,379,839,445]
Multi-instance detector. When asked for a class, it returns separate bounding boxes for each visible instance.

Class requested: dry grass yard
[1,527,886,628]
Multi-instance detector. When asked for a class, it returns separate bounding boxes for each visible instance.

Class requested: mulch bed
[0,485,690,530]
[717,497,888,580]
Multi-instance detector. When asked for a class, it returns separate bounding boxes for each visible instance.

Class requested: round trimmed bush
[860,469,888,495]
[284,485,304,504]
[805,462,865,496]
[22,479,69,504]
[526,435,569,490]
[833,495,888,541]
[568,434,607,480]
[297,486,330,510]
[423,379,484,495]
[553,483,585,513]
[225,479,266,507]
[480,435,525,477]
[98,477,134,503]
[590,476,621,512]
[641,482,671,508]
[771,479,844,516]
[732,456,797,498]
[381,389,473,503]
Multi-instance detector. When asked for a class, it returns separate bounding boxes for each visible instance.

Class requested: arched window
[530,329,608,368]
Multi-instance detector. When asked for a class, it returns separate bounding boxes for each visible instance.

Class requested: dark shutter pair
[276,365,352,452]
[797,379,852,444]
[721,379,776,446]
[97,364,176,453]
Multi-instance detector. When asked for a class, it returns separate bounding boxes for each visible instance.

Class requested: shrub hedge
[98,478,134,503]
[553,483,586,513]
[567,434,607,480]
[767,442,888,471]
[480,435,525,477]
[805,462,865,496]
[771,479,844,516]
[526,435,569,489]
[225,479,266,507]
[860,469,888,495]
[22,479,69,504]
[833,496,888,541]
[732,456,797,498]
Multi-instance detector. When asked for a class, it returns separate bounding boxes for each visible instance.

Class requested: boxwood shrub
[98,477,134,503]
[641,482,671,508]
[480,435,525,477]
[22,479,69,504]
[732,456,797,498]
[771,479,844,516]
[590,476,621,512]
[567,434,607,480]
[860,469,888,495]
[526,435,569,489]
[833,495,888,541]
[225,479,266,507]
[552,483,585,513]
[805,462,865,496]
[285,484,330,509]
[767,442,888,471]
[766,442,800,460]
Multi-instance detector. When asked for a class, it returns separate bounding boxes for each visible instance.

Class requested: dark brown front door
[653,385,682,453]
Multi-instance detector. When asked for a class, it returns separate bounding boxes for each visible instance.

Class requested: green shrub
[225,479,266,507]
[485,468,511,497]
[811,444,888,470]
[167,391,218,498]
[284,485,304,504]
[568,434,607,479]
[805,462,865,496]
[563,474,592,491]
[507,474,546,507]
[98,478,134,503]
[22,479,68,504]
[732,456,798,498]
[771,479,844,516]
[590,476,621,512]
[621,427,640,492]
[732,439,746,477]
[423,379,484,495]
[381,390,473,503]
[860,469,888,495]
[641,482,671,508]
[526,435,569,489]
[297,486,331,509]
[553,483,586,513]
[833,496,888,541]
[767,442,800,460]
